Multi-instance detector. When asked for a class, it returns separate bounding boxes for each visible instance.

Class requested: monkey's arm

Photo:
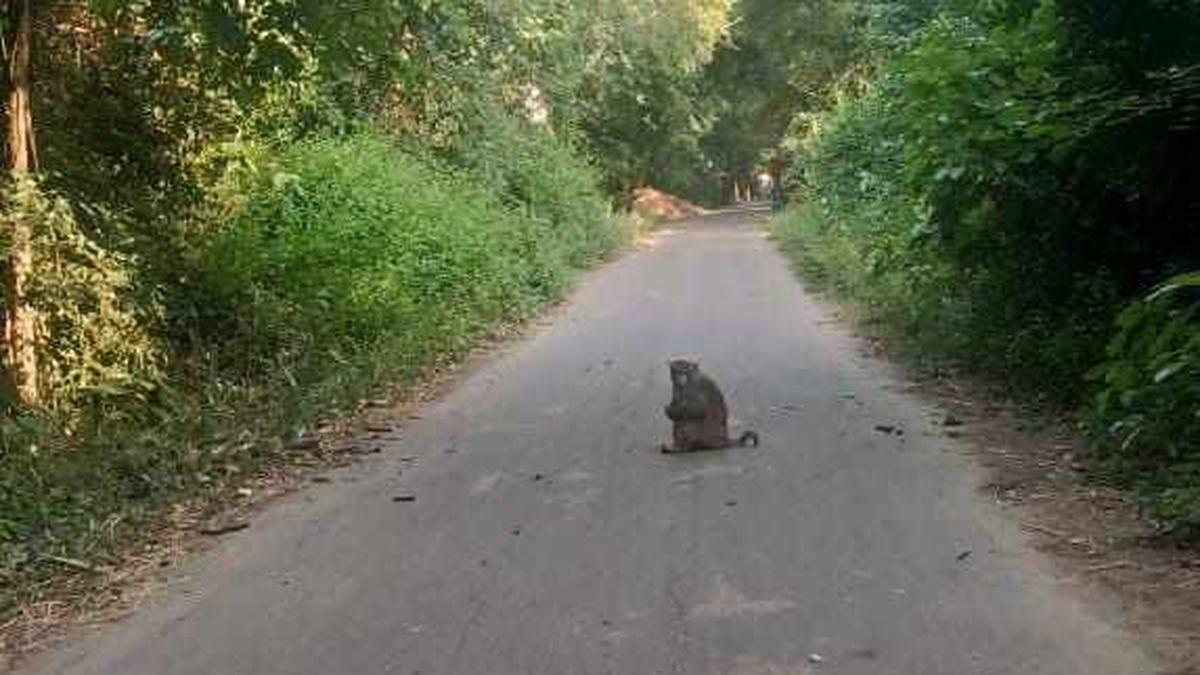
[665,391,707,421]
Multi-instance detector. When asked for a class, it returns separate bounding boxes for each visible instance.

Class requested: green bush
[1086,273,1200,533]
[444,106,619,267]
[195,133,584,375]
[1,178,162,420]
[774,82,978,371]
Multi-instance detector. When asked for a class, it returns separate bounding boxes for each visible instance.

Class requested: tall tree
[4,0,38,407]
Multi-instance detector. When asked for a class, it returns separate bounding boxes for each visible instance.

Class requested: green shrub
[444,106,619,267]
[1,178,163,420]
[192,132,617,376]
[775,82,976,371]
[1086,272,1200,533]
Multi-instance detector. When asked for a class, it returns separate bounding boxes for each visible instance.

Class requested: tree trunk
[4,0,39,408]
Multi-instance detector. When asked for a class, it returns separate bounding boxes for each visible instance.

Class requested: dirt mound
[631,187,706,221]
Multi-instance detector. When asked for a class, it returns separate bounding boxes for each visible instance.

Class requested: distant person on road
[771,184,786,214]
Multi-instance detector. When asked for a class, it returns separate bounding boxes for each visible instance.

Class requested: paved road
[26,207,1156,675]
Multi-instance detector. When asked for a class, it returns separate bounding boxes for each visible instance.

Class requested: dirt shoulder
[849,328,1200,674]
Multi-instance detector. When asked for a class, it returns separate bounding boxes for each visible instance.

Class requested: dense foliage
[1086,274,1200,534]
[198,133,615,380]
[772,0,1200,531]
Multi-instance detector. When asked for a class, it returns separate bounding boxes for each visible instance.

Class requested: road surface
[25,207,1156,675]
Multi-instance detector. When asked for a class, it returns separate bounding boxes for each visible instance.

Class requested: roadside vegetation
[766,1,1200,534]
[0,0,732,618]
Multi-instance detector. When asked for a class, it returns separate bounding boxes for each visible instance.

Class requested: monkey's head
[668,359,699,386]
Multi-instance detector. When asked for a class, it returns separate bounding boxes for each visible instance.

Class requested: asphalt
[23,206,1157,675]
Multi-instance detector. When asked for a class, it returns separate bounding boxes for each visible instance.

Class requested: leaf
[1153,361,1186,384]
[1148,271,1200,301]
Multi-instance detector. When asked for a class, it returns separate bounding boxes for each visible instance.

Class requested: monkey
[661,359,759,453]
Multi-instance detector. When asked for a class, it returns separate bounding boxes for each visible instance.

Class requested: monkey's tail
[736,430,760,447]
